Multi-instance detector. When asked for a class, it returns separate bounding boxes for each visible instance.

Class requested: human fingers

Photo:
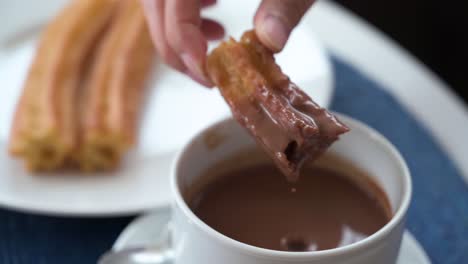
[254,0,315,52]
[140,0,186,71]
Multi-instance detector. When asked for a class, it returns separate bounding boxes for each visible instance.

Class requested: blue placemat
[330,56,468,264]
[1,56,467,264]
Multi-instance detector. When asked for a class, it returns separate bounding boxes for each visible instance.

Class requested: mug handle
[99,209,174,264]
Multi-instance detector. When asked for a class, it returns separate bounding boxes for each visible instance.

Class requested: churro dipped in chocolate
[77,0,154,171]
[8,0,117,171]
[207,31,349,181]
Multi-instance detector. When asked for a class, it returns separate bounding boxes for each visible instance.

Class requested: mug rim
[171,113,412,260]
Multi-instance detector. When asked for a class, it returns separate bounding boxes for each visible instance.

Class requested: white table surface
[308,1,468,183]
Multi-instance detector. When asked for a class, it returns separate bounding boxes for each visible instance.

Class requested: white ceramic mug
[153,114,412,264]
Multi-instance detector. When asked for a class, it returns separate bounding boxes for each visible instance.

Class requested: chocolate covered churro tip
[207,30,349,181]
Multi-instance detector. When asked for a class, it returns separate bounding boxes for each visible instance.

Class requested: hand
[254,0,315,52]
[141,0,315,87]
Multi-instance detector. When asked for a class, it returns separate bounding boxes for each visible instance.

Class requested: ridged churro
[207,30,349,181]
[9,0,117,171]
[77,0,154,171]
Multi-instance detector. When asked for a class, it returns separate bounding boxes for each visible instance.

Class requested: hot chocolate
[187,152,391,252]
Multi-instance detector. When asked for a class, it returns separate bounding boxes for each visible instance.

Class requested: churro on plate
[77,0,155,171]
[9,0,117,171]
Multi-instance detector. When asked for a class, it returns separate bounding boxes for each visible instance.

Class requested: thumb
[254,0,315,52]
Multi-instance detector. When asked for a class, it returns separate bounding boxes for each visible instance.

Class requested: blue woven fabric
[0,57,466,264]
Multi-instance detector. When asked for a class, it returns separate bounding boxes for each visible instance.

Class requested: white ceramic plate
[112,207,432,264]
[0,0,333,216]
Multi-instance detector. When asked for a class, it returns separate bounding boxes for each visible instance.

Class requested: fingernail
[184,69,213,88]
[181,53,213,86]
[259,14,289,51]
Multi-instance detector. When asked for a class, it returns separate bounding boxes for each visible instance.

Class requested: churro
[77,0,154,171]
[207,30,349,181]
[9,0,117,171]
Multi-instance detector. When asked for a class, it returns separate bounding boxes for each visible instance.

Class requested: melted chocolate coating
[207,31,349,181]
